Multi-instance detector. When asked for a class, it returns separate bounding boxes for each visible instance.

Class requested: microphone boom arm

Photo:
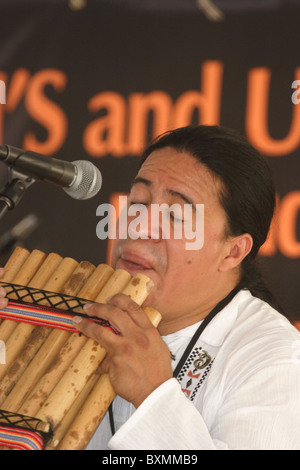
[0,167,37,221]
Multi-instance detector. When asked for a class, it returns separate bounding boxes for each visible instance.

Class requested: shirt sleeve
[108,378,227,450]
[107,300,300,451]
[108,359,300,450]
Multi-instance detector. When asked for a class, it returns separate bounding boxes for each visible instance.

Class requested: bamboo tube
[0,248,160,450]
[48,374,100,448]
[0,249,47,360]
[0,249,61,451]
[1,247,30,282]
[28,253,63,289]
[0,247,30,328]
[0,247,41,342]
[0,258,90,409]
[0,251,62,362]
[0,324,50,406]
[18,263,113,417]
[0,257,87,412]
[57,306,161,450]
[0,252,62,364]
[35,270,147,429]
[35,338,106,428]
[121,273,154,304]
[93,268,131,303]
[8,249,47,288]
[66,263,114,300]
[0,254,77,382]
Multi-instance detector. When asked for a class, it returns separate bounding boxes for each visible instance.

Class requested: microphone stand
[0,167,37,221]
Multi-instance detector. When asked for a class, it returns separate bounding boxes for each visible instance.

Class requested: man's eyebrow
[167,189,196,210]
[131,176,196,210]
[131,176,152,188]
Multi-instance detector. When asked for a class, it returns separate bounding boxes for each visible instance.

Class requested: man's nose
[127,204,162,242]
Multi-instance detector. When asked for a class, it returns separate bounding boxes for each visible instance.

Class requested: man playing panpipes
[1,125,300,450]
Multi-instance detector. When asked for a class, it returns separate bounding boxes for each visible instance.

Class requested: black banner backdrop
[0,1,299,324]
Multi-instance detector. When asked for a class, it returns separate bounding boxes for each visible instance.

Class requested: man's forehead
[137,148,202,183]
[135,148,221,201]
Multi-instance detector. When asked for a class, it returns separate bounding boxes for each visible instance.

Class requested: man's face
[111,147,235,333]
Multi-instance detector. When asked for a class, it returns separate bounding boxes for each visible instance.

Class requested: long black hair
[139,125,282,312]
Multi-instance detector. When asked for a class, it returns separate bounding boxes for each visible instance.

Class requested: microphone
[0,144,102,200]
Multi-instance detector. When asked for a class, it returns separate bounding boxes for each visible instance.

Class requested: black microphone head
[63,160,102,200]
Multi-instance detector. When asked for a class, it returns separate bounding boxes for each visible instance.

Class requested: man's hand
[73,294,173,408]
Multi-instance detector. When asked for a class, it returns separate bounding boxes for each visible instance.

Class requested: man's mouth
[118,252,154,275]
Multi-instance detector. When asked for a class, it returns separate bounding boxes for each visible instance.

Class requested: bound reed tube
[0,247,161,450]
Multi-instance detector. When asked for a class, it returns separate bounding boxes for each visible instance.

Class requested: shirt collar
[162,289,246,348]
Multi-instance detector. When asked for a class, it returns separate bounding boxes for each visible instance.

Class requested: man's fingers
[73,315,118,347]
[107,294,153,329]
[82,294,151,332]
[0,298,8,309]
[0,286,6,297]
[82,301,128,335]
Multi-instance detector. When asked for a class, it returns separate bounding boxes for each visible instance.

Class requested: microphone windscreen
[63,160,102,200]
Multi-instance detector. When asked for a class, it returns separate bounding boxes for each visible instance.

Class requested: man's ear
[219,233,253,272]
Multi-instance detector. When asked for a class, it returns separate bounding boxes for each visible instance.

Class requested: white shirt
[87,289,300,450]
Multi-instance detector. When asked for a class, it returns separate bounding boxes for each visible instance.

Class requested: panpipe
[0,247,161,450]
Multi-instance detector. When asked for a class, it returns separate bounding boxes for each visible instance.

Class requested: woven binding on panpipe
[0,247,161,450]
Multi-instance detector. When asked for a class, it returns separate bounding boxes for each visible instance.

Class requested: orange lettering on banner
[0,68,31,144]
[127,91,173,156]
[83,92,126,157]
[259,217,277,257]
[5,69,31,113]
[246,67,300,156]
[23,69,68,155]
[259,195,279,257]
[83,61,223,158]
[277,191,300,258]
[260,192,300,259]
[173,61,224,128]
